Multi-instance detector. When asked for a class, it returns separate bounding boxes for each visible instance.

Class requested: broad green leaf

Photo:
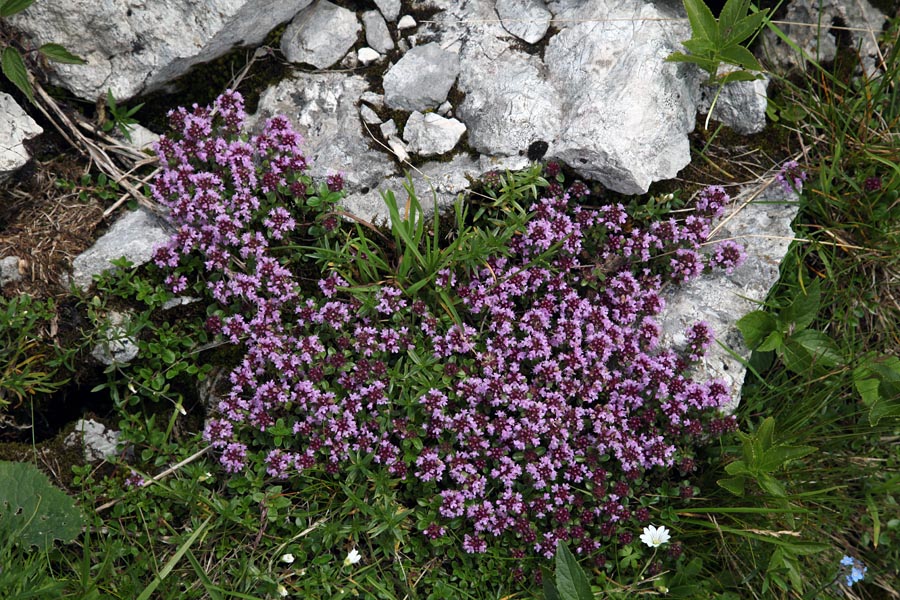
[758,473,786,497]
[0,461,83,550]
[555,542,593,600]
[542,567,561,600]
[779,339,813,374]
[724,459,749,475]
[790,329,843,368]
[683,0,718,42]
[718,476,746,496]
[1,46,34,104]
[718,44,763,72]
[854,374,881,406]
[736,310,776,349]
[757,330,783,353]
[780,279,821,332]
[38,43,87,64]
[759,444,817,472]
[0,0,36,17]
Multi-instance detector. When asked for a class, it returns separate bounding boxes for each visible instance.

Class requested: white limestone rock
[70,209,172,292]
[90,311,140,366]
[375,0,401,22]
[657,184,800,412]
[496,0,552,45]
[0,92,43,180]
[403,111,467,156]
[251,73,396,194]
[380,119,398,138]
[0,256,23,287]
[760,0,887,77]
[387,135,410,162]
[699,73,770,135]
[360,91,385,108]
[383,42,461,111]
[357,47,381,65]
[360,104,382,125]
[66,419,121,462]
[9,0,314,101]
[281,0,361,69]
[362,9,395,54]
[397,15,417,30]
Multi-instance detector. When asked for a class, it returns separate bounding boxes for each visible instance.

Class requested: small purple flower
[710,240,747,274]
[776,160,808,194]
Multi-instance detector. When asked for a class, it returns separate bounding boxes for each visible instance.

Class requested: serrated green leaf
[869,392,900,426]
[0,461,83,551]
[717,476,746,496]
[718,44,763,72]
[724,12,768,46]
[758,473,786,497]
[720,69,763,84]
[38,43,87,65]
[555,542,593,600]
[737,310,776,349]
[683,0,718,42]
[759,444,817,472]
[682,38,718,55]
[666,51,720,77]
[718,0,750,42]
[2,46,34,104]
[0,0,36,17]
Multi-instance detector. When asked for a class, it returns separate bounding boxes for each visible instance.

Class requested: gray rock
[281,0,361,68]
[9,0,313,101]
[70,209,172,292]
[360,104,382,125]
[91,311,140,366]
[657,184,800,412]
[383,43,460,111]
[1,92,43,180]
[699,73,769,135]
[375,0,402,22]
[437,101,452,116]
[496,0,552,44]
[380,119,398,138]
[0,256,23,287]
[66,419,121,462]
[362,10,395,54]
[760,0,886,77]
[122,124,160,153]
[252,72,396,194]
[161,296,199,310]
[403,111,467,156]
[360,91,385,108]
[543,8,696,194]
[397,15,417,30]
[457,32,563,158]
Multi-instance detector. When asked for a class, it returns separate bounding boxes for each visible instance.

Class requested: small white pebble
[360,105,381,125]
[387,135,409,162]
[397,15,416,29]
[380,119,398,138]
[357,47,381,65]
[437,101,452,116]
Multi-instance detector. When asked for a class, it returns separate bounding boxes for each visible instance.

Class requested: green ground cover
[1,6,898,600]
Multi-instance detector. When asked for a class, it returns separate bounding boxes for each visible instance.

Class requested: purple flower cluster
[149,93,743,563]
[776,160,808,194]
